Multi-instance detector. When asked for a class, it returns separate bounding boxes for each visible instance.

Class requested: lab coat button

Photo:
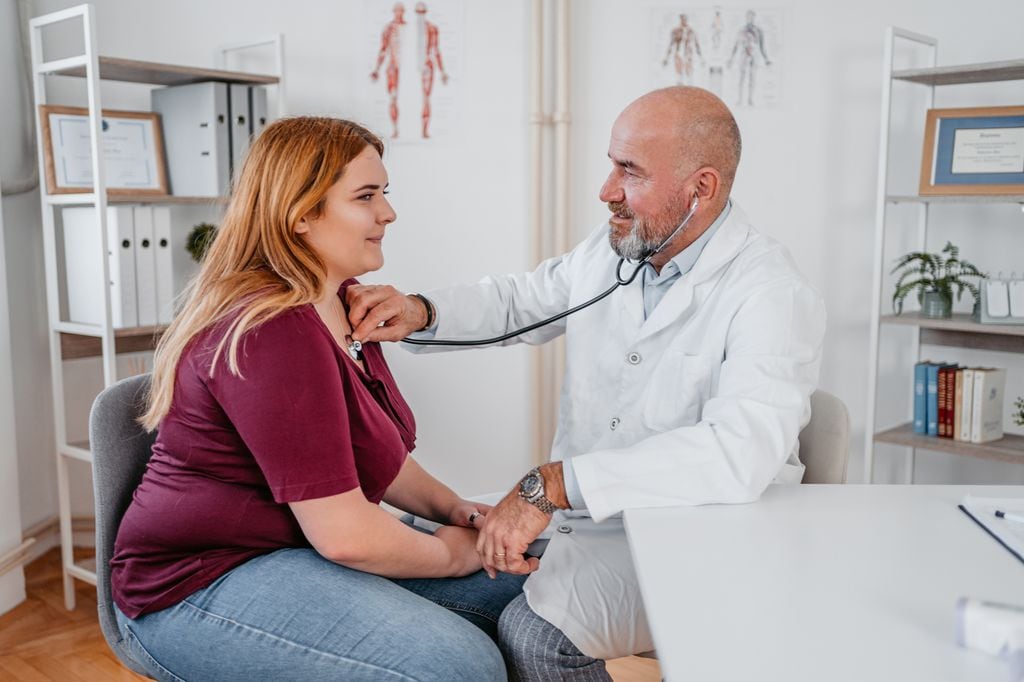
[557,524,573,534]
[610,417,620,430]
[626,352,642,365]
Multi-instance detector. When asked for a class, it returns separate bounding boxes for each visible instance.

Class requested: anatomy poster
[362,0,464,143]
[649,7,783,109]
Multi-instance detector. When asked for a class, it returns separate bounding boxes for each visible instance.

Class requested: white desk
[624,485,1024,682]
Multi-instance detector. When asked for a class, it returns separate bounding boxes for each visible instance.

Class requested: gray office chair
[90,373,156,678]
[799,389,850,484]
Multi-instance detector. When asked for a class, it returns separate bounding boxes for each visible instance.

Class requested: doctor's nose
[599,174,623,204]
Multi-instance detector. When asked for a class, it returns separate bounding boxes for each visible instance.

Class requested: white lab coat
[410,203,826,658]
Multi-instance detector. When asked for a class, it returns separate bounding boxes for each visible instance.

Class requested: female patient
[111,117,523,681]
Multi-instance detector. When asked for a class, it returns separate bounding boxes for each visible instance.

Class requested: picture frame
[919,105,1024,196]
[39,105,169,196]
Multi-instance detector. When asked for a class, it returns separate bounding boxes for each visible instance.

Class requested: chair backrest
[799,390,850,484]
[89,373,156,677]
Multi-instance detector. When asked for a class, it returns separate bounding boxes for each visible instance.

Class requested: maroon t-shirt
[111,285,415,618]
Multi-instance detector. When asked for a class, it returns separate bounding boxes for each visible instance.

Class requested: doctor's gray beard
[607,196,689,262]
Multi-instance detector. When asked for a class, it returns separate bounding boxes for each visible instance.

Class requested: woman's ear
[294,215,311,235]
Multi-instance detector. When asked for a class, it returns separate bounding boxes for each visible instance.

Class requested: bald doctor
[347,86,826,681]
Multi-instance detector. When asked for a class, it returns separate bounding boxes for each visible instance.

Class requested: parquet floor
[0,549,659,681]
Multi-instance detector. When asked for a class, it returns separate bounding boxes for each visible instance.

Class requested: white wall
[6,0,1024,534]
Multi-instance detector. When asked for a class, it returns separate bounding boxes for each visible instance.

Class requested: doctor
[348,86,826,680]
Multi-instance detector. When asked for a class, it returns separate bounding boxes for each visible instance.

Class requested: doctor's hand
[346,285,429,343]
[476,493,547,579]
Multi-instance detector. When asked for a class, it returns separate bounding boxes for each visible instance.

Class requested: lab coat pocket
[642,351,714,430]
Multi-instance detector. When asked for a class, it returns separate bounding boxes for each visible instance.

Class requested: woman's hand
[446,500,493,529]
[434,526,484,577]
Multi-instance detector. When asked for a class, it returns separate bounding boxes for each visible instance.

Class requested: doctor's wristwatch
[517,467,559,515]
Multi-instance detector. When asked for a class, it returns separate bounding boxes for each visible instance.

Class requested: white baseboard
[0,515,96,579]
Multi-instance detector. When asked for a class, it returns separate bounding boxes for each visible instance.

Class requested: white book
[153,207,175,325]
[970,368,1007,444]
[132,207,158,327]
[63,206,137,328]
[229,84,252,179]
[958,369,975,442]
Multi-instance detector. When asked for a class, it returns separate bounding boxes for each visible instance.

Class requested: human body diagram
[651,7,781,108]
[369,2,450,139]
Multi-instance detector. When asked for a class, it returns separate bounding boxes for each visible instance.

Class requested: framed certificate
[919,106,1024,196]
[39,105,169,196]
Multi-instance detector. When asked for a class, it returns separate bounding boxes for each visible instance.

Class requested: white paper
[951,127,1024,175]
[48,112,162,190]
[962,495,1024,561]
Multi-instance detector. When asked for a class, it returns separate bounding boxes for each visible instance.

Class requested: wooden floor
[0,549,660,681]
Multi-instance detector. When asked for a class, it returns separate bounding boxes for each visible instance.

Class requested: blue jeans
[114,547,526,681]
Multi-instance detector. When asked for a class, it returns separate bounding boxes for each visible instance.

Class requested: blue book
[926,364,940,436]
[913,362,929,434]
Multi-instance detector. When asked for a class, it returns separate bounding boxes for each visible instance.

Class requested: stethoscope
[401,196,700,348]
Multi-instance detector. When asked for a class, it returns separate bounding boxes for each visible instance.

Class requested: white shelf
[892,59,1024,86]
[65,559,97,586]
[61,442,93,464]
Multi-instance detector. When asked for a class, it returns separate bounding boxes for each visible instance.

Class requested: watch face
[520,473,543,498]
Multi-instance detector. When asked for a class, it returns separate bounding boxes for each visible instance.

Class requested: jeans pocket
[121,625,188,682]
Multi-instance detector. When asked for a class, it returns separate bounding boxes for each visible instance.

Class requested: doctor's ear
[691,167,722,204]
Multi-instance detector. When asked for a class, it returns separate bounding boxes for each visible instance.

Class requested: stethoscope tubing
[401,200,698,348]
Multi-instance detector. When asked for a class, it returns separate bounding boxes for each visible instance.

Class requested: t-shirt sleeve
[203,310,360,503]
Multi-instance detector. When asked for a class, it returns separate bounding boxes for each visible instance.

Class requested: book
[950,368,958,438]
[958,369,976,441]
[926,364,940,436]
[970,368,1007,444]
[913,362,929,434]
[937,366,949,438]
[942,366,958,439]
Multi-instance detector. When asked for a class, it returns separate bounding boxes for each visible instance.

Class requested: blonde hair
[140,117,384,431]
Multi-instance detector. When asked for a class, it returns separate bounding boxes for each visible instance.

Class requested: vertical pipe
[530,0,548,463]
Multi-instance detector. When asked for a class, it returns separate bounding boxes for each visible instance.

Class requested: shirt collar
[646,199,732,284]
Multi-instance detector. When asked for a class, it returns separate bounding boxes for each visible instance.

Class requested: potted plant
[1014,396,1024,427]
[186,222,217,263]
[891,241,985,319]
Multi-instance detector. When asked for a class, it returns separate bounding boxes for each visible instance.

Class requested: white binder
[62,206,138,328]
[132,207,158,326]
[152,82,231,197]
[251,86,270,139]
[153,207,175,325]
[229,84,252,178]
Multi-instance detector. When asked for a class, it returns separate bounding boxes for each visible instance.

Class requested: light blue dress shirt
[562,201,732,510]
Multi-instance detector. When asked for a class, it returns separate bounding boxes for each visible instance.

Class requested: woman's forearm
[383,456,462,524]
[290,490,472,578]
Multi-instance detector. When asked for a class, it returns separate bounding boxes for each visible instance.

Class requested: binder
[153,207,177,324]
[152,82,231,196]
[62,206,137,328]
[912,362,928,434]
[251,86,270,140]
[132,207,158,327]
[229,84,252,178]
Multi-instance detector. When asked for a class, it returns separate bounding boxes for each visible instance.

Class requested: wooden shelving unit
[41,55,278,86]
[864,30,1024,482]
